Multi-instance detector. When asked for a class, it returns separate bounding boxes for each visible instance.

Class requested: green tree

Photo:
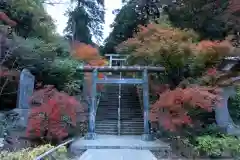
[0,0,56,41]
[103,0,147,54]
[166,0,230,40]
[103,0,169,54]
[64,0,105,44]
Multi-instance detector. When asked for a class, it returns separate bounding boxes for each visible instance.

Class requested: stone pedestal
[85,132,97,140]
[12,108,30,128]
[141,134,154,141]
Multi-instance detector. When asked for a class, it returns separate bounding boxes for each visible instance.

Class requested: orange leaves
[71,42,108,67]
[72,42,99,61]
[71,42,107,93]
[88,58,108,66]
[117,22,234,70]
[195,40,234,58]
[150,86,221,131]
[116,23,199,67]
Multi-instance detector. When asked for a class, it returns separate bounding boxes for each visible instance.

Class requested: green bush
[0,144,69,160]
[40,57,83,95]
[195,135,240,158]
[1,32,83,110]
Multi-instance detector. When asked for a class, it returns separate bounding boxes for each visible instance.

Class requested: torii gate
[77,66,165,141]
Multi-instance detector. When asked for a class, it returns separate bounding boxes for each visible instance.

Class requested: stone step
[102,94,138,96]
[96,116,143,120]
[120,127,144,131]
[99,100,140,102]
[97,111,142,114]
[96,120,117,123]
[95,125,117,129]
[122,121,144,123]
[98,105,140,108]
[120,132,143,135]
[121,123,144,128]
[96,114,143,121]
[96,118,118,120]
[98,104,141,107]
[70,135,171,155]
[98,102,140,105]
[101,94,138,96]
[100,100,139,103]
[96,119,144,123]
[96,127,118,132]
[96,118,143,121]
[95,122,118,126]
[97,112,143,116]
[95,129,144,135]
[97,116,143,119]
[95,125,143,131]
[95,131,118,135]
[97,107,142,111]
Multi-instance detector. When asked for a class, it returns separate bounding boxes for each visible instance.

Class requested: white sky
[45,0,122,43]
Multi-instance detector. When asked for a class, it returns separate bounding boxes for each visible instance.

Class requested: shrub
[0,144,68,160]
[42,57,83,95]
[150,86,221,131]
[195,135,240,158]
[26,85,84,144]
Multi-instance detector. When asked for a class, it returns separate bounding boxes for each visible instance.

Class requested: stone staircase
[95,84,144,135]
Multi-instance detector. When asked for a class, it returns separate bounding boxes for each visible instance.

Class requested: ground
[78,149,158,160]
[70,134,177,160]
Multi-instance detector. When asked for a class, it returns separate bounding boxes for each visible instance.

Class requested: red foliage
[207,67,217,76]
[150,86,222,131]
[0,12,16,26]
[26,85,83,142]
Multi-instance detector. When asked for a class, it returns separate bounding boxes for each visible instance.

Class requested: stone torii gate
[77,66,165,141]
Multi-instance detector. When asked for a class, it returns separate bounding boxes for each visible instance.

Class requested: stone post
[142,69,153,141]
[85,69,98,140]
[15,69,35,128]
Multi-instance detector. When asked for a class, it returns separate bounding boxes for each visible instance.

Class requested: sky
[46,0,122,43]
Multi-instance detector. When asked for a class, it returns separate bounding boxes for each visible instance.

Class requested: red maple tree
[150,86,221,131]
[26,85,84,142]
